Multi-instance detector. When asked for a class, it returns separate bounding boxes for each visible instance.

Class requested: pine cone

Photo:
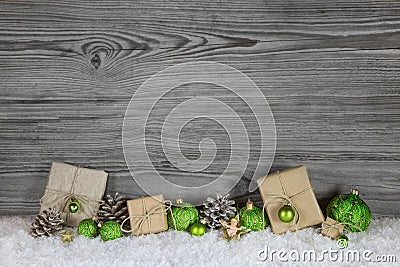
[31,208,64,237]
[97,192,129,225]
[200,193,236,229]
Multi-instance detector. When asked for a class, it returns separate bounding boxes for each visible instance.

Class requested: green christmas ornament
[189,222,206,236]
[278,204,295,223]
[336,234,349,249]
[68,198,80,213]
[77,217,99,238]
[239,200,268,231]
[100,221,122,241]
[326,189,371,232]
[168,198,199,230]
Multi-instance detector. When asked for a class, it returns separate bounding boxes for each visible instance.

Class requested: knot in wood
[90,53,101,69]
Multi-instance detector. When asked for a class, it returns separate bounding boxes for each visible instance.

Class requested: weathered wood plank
[0,0,399,215]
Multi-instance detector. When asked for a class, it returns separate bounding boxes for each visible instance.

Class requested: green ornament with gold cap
[326,189,371,232]
[68,198,80,213]
[239,200,268,231]
[167,198,199,231]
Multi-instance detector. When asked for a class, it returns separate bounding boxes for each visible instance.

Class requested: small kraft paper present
[124,195,168,236]
[40,162,108,227]
[257,165,324,234]
[321,217,344,239]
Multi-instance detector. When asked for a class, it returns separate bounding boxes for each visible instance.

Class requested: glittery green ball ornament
[278,204,295,223]
[100,221,122,241]
[326,189,371,232]
[189,222,206,236]
[168,199,199,230]
[239,200,268,231]
[77,218,99,238]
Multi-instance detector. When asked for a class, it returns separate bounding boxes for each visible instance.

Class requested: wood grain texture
[0,0,399,215]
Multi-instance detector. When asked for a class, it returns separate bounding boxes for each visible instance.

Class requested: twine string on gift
[320,220,343,238]
[316,219,362,237]
[277,171,288,197]
[40,165,104,221]
[120,198,176,235]
[261,171,313,233]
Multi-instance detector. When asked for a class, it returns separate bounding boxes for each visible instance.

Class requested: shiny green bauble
[189,222,206,236]
[68,199,80,213]
[326,189,371,232]
[278,204,295,223]
[100,221,122,241]
[77,218,99,238]
[336,234,349,249]
[168,199,199,231]
[239,200,268,231]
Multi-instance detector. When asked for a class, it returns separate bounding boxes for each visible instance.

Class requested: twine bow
[315,219,363,238]
[40,165,104,221]
[121,198,176,236]
[320,219,343,238]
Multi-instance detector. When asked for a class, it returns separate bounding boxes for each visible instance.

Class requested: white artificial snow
[0,216,399,267]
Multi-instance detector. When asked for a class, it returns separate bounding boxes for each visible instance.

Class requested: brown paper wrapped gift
[40,162,108,227]
[257,165,324,234]
[321,217,344,239]
[125,195,168,236]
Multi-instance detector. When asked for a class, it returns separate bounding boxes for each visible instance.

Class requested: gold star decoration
[60,229,74,243]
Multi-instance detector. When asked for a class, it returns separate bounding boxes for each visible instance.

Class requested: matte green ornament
[336,234,349,249]
[239,200,268,231]
[100,221,122,241]
[168,198,199,230]
[189,222,206,236]
[68,198,80,213]
[278,204,295,223]
[77,218,99,238]
[326,189,371,232]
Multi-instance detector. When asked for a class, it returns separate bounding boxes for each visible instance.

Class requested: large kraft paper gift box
[126,194,168,236]
[40,162,108,227]
[257,165,324,234]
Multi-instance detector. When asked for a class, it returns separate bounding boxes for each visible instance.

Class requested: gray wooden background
[1,0,399,216]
